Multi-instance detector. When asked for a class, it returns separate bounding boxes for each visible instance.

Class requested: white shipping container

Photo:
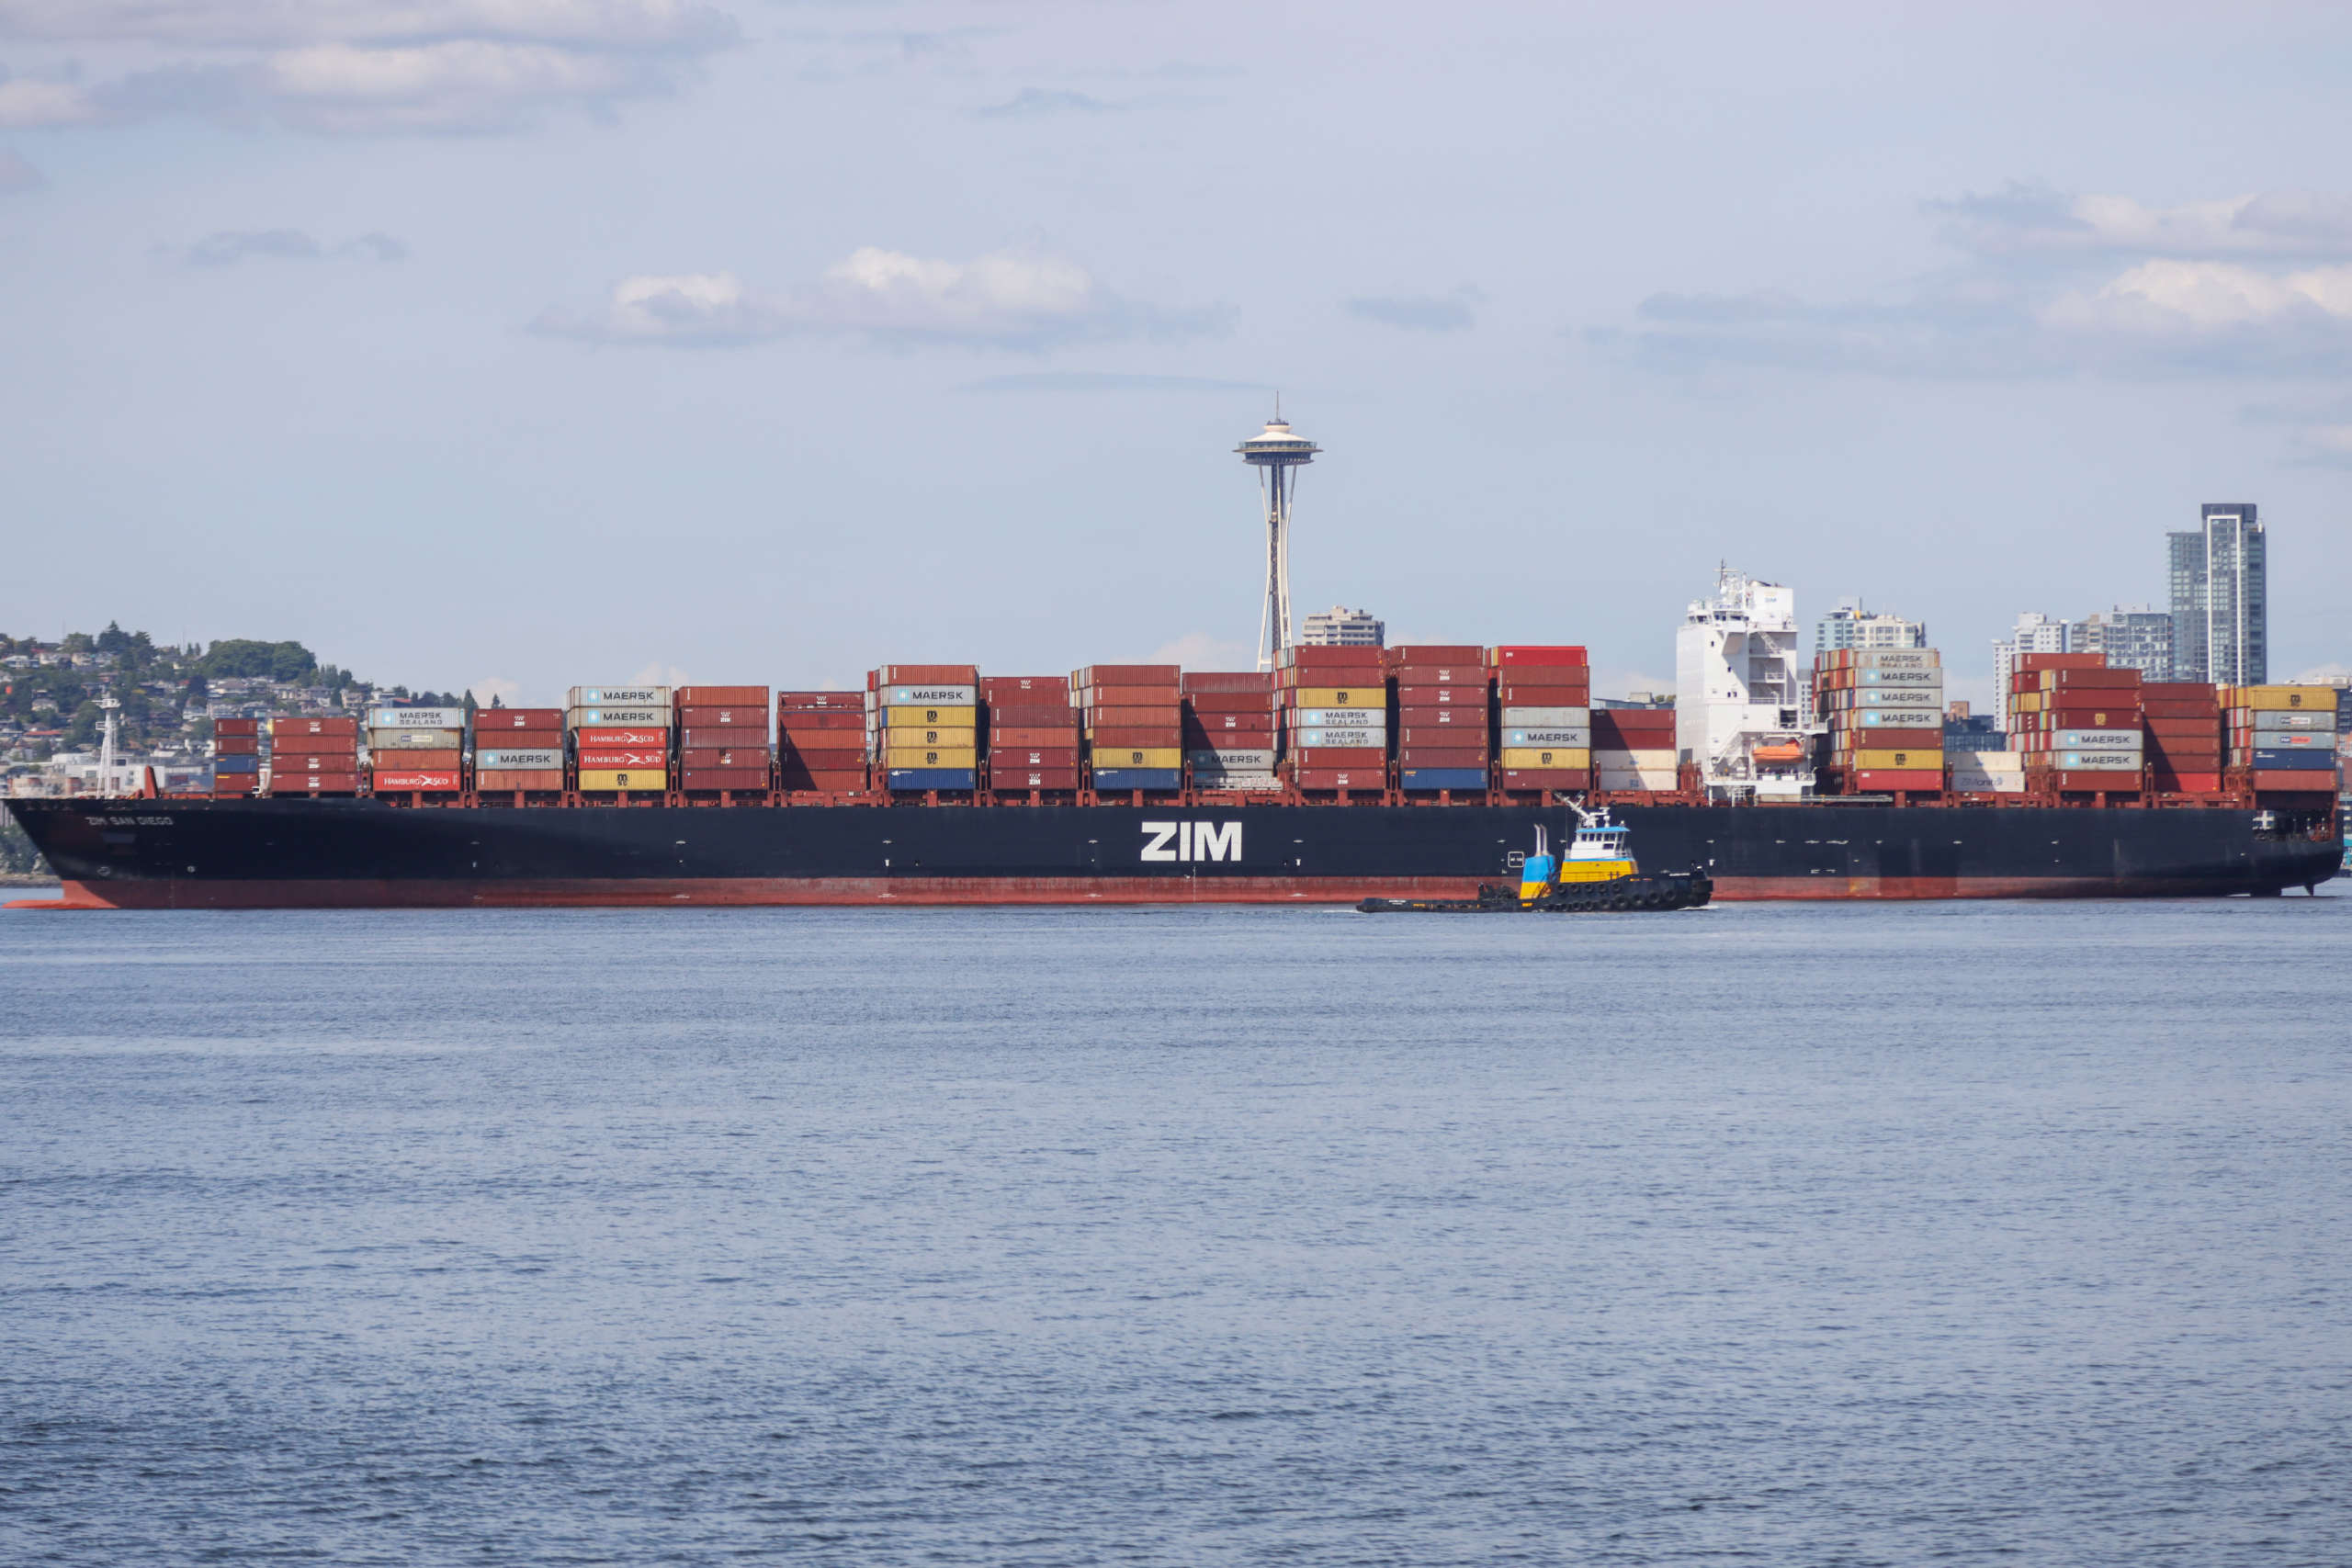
[1858,669,1942,686]
[1186,749,1275,770]
[1288,707,1382,728]
[367,728,465,749]
[569,707,672,728]
[1500,706,1590,728]
[567,686,671,708]
[2054,730,2142,749]
[1859,685,1944,706]
[1295,728,1387,750]
[2058,750,2143,771]
[1855,709,1943,728]
[2248,710,2336,733]
[1196,773,1283,790]
[887,685,978,706]
[367,707,467,729]
[1596,769,1679,791]
[1504,728,1592,748]
[1851,649,1940,671]
[478,749,563,770]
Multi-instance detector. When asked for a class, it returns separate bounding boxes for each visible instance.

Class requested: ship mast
[96,695,120,799]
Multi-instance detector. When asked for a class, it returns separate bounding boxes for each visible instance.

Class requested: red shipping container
[1394,684,1483,707]
[1281,648,1383,672]
[574,726,668,746]
[2040,668,2141,689]
[371,770,461,790]
[981,675,1072,700]
[1396,747,1488,767]
[274,775,359,794]
[1083,684,1182,708]
[682,727,770,750]
[2143,699,2222,719]
[1092,726,1182,747]
[2044,771,2142,789]
[1292,767,1383,789]
[986,705,1080,728]
[1491,646,1589,668]
[1089,705,1182,728]
[875,664,978,685]
[1497,682,1589,706]
[990,726,1085,748]
[1849,769,1944,790]
[577,748,669,768]
[1385,646,1485,666]
[991,748,1083,768]
[781,744,865,765]
[475,730,562,752]
[2150,771,2224,792]
[778,711,864,733]
[1180,671,1274,694]
[1592,713,1675,735]
[1288,746,1386,766]
[215,736,260,755]
[268,732,358,756]
[779,692,865,712]
[283,753,361,774]
[2038,707,2142,728]
[475,769,566,791]
[1499,768,1592,788]
[1185,716,1276,738]
[681,767,769,790]
[1182,691,1278,714]
[1398,721,1487,741]
[374,748,462,770]
[215,718,261,737]
[476,707,564,731]
[271,715,359,737]
[1835,728,1941,748]
[2018,652,2105,671]
[995,767,1083,790]
[677,685,769,708]
[1074,664,1180,685]
[682,747,770,768]
[679,706,770,732]
[2251,770,2337,791]
[2143,714,2219,733]
[2142,682,2220,701]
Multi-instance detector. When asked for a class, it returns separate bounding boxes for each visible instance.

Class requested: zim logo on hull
[1140,821,1243,863]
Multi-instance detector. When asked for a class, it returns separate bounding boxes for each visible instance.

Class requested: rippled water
[4,896,2349,1565]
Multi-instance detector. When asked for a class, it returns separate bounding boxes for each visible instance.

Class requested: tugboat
[1357,806,1713,913]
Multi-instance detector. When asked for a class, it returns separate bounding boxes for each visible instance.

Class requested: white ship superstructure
[1676,566,1814,800]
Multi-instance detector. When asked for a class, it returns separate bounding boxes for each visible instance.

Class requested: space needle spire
[1236,403,1318,670]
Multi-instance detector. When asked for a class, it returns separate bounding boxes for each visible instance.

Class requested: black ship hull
[7,797,2338,908]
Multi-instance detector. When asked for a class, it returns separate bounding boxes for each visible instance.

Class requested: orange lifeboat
[1751,740,1807,763]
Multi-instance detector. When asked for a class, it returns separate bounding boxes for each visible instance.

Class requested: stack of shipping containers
[872,665,979,794]
[1279,646,1386,794]
[678,685,771,797]
[2226,685,2337,797]
[211,716,262,797]
[776,692,866,794]
[474,706,567,798]
[1493,646,1589,795]
[2142,682,2223,795]
[1077,664,1182,794]
[266,714,360,797]
[1815,648,1944,795]
[1182,671,1279,792]
[2009,655,2142,793]
[1387,645,1488,795]
[368,705,467,795]
[570,685,671,796]
[983,675,1081,796]
[1590,706,1678,793]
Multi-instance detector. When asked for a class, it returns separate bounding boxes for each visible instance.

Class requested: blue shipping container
[2251,750,2335,770]
[1092,768,1182,791]
[1399,768,1487,790]
[886,768,976,790]
[214,754,260,774]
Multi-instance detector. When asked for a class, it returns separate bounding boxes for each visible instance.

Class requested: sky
[2,0,2348,709]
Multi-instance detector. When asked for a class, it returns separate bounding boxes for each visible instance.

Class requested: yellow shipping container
[578,769,667,792]
[2228,685,2334,711]
[882,705,979,728]
[874,727,977,747]
[2012,691,2043,712]
[1851,749,1944,770]
[1498,747,1591,769]
[1289,688,1385,709]
[1091,747,1182,768]
[879,746,978,766]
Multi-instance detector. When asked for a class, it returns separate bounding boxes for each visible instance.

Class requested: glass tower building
[2168,504,2267,685]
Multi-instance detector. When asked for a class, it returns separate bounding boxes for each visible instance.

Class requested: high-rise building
[1815,599,1928,655]
[1990,611,2070,732]
[2168,503,2267,685]
[1296,605,1384,648]
[2073,607,2175,682]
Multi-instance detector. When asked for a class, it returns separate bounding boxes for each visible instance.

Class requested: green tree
[198,639,318,683]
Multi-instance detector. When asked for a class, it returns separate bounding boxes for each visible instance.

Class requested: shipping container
[1498,768,1592,789]
[1849,769,1944,790]
[676,685,768,708]
[994,767,1084,790]
[680,768,769,790]
[1186,749,1276,771]
[567,706,671,728]
[474,769,567,791]
[368,728,464,750]
[213,718,261,737]
[574,726,667,747]
[272,715,360,737]
[368,706,469,729]
[1092,767,1183,790]
[1503,728,1593,748]
[1499,747,1592,769]
[881,705,979,728]
[475,708,564,731]
[374,769,464,790]
[1490,646,1588,668]
[779,692,865,713]
[576,768,665,791]
[215,736,260,756]
[1851,749,1945,770]
[566,687,670,708]
[577,749,669,769]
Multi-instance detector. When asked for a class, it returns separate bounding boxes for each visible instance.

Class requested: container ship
[8,642,2340,908]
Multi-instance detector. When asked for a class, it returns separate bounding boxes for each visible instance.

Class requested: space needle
[1237,407,1318,671]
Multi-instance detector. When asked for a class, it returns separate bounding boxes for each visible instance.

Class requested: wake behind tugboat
[1358,808,1712,913]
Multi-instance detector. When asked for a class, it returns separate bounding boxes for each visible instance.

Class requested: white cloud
[174,227,409,266]
[1939,185,2352,261]
[535,247,1228,350]
[0,0,737,133]
[2047,259,2352,332]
